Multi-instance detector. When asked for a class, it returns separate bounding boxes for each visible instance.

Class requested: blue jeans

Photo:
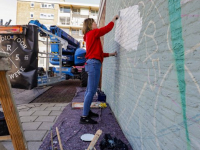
[83,59,102,116]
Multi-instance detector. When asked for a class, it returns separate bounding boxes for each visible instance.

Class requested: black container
[0,25,39,90]
[97,90,106,102]
[0,111,9,136]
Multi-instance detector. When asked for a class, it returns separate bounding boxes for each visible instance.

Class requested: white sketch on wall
[114,5,143,51]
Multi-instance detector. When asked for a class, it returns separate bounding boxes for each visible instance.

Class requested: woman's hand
[112,15,119,22]
[109,51,117,57]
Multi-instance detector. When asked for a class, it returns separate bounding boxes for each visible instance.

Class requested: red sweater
[83,21,114,63]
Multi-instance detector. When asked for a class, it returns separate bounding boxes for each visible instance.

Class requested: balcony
[60,22,70,26]
[60,7,70,14]
[71,17,85,27]
[59,12,70,17]
[59,17,70,26]
[89,15,97,20]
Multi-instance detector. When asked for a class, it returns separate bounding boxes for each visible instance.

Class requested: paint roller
[113,11,121,57]
[116,11,120,20]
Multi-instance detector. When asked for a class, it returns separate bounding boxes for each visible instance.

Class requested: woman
[80,15,119,124]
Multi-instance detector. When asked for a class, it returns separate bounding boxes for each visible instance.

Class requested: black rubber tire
[80,68,88,87]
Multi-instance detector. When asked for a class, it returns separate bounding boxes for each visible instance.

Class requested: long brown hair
[82,18,95,35]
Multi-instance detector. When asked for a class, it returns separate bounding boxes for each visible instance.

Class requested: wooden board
[0,135,11,141]
[87,129,102,150]
[72,102,101,109]
[0,71,28,150]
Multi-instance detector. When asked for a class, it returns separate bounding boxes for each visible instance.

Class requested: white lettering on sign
[20,66,25,71]
[8,66,26,79]
[0,35,12,43]
[7,45,12,51]
[16,38,27,49]
[0,36,27,49]
[24,55,29,60]
[114,5,143,51]
[15,54,19,60]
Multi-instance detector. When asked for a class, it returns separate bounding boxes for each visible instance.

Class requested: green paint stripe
[168,0,191,149]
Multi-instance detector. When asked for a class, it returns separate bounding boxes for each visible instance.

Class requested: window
[30,12,34,18]
[71,17,85,26]
[79,29,83,36]
[71,17,79,25]
[60,7,70,13]
[40,13,54,19]
[30,2,34,7]
[71,29,79,35]
[91,10,98,16]
[60,17,70,25]
[41,3,54,9]
[63,28,70,34]
[72,8,80,14]
[80,8,89,15]
[79,18,85,26]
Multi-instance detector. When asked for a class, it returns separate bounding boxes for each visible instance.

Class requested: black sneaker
[88,110,99,118]
[80,116,97,124]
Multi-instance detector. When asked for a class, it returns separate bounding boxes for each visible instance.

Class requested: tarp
[0,25,38,89]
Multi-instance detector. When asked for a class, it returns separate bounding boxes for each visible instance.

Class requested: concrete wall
[101,0,200,150]
[99,1,106,88]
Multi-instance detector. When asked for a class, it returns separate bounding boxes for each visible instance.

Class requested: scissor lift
[29,20,87,87]
[0,21,87,89]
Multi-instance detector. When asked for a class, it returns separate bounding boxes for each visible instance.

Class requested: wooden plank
[0,71,28,150]
[0,135,11,141]
[56,127,63,150]
[87,129,102,150]
[72,102,101,109]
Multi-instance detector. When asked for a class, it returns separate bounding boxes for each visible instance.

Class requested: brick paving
[0,80,79,150]
[1,103,69,150]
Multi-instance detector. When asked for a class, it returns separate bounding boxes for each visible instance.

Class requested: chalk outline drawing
[104,0,200,149]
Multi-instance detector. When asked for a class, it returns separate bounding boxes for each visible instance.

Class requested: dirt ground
[31,79,81,103]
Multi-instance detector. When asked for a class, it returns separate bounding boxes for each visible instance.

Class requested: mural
[102,0,200,150]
